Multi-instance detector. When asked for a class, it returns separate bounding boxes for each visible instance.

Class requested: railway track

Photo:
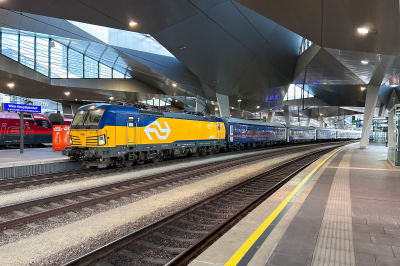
[0,142,339,191]
[63,145,340,266]
[0,143,330,231]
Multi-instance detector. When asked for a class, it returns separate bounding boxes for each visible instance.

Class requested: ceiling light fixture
[257,106,260,108]
[172,83,177,87]
[358,28,369,34]
[7,83,14,88]
[129,21,137,27]
[238,99,242,102]
[64,92,70,96]
[215,107,218,111]
[179,46,187,50]
[320,113,323,116]
[109,97,114,100]
[361,60,368,64]
[361,86,366,91]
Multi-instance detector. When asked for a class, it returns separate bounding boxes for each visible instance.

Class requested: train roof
[77,104,223,122]
[336,129,361,132]
[286,125,315,130]
[77,104,139,113]
[314,127,336,131]
[0,111,49,120]
[221,117,286,128]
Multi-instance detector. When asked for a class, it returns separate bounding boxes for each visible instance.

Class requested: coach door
[127,116,135,145]
[229,125,234,142]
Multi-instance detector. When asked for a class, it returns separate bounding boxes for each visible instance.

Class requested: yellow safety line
[224,147,345,266]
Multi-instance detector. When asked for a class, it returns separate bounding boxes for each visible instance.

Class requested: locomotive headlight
[98,135,106,146]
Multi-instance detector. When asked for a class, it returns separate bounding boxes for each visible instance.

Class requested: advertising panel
[52,125,71,150]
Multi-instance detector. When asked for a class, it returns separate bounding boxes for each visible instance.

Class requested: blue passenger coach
[221,118,286,150]
[286,125,316,143]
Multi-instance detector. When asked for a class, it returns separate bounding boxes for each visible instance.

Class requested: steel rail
[0,145,317,229]
[0,142,328,190]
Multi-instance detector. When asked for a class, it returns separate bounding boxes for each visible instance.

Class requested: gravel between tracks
[0,146,335,265]
[0,146,303,206]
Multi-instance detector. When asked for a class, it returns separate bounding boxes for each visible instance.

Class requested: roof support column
[360,85,380,148]
[195,95,207,115]
[62,104,73,115]
[378,105,385,117]
[388,109,395,149]
[267,111,275,123]
[216,93,230,118]
[284,106,290,125]
[306,117,310,126]
[318,117,324,127]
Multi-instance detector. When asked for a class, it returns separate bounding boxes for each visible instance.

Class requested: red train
[0,111,73,148]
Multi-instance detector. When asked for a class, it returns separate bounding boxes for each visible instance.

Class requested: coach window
[36,120,52,128]
[128,117,134,127]
[23,114,35,124]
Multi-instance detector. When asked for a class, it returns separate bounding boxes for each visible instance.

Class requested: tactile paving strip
[312,150,356,266]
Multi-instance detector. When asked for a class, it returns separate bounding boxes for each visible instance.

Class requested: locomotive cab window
[71,109,105,129]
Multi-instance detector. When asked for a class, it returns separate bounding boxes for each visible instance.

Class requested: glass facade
[0,28,128,79]
[368,119,388,144]
[69,20,175,58]
[388,106,400,166]
[286,84,314,100]
[299,38,313,54]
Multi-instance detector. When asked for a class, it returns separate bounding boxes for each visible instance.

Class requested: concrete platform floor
[189,144,400,266]
[0,147,65,166]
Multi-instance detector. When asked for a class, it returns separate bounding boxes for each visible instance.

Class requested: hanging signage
[352,120,362,126]
[3,103,41,113]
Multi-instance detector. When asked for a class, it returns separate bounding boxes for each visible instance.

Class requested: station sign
[352,120,362,126]
[3,103,41,113]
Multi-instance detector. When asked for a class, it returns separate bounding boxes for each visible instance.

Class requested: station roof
[0,1,399,114]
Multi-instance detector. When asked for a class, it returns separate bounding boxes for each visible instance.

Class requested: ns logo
[144,121,171,140]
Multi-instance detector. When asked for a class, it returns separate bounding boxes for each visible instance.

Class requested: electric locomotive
[0,111,53,148]
[63,104,226,168]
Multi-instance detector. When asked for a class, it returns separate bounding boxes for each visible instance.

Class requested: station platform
[189,144,400,266]
[0,148,81,179]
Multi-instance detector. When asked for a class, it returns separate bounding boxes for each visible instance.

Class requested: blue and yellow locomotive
[64,104,225,168]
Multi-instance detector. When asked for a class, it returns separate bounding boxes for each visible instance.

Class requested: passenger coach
[221,118,286,150]
[286,125,316,143]
[316,127,336,141]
